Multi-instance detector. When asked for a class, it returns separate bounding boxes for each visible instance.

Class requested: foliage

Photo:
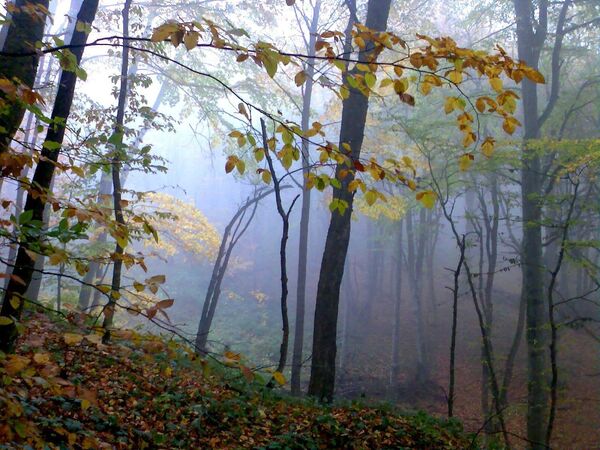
[0,314,472,449]
[139,192,221,262]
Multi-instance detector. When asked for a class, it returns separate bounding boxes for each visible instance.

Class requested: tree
[0,0,99,352]
[308,0,392,402]
[0,0,50,159]
[291,0,322,398]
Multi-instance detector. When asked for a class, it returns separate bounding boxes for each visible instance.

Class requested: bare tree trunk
[448,235,465,417]
[390,219,404,397]
[291,0,321,396]
[546,178,579,447]
[195,187,282,353]
[102,0,132,343]
[308,0,392,402]
[261,118,299,379]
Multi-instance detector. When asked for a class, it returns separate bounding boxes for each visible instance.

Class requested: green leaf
[108,132,124,146]
[42,140,61,151]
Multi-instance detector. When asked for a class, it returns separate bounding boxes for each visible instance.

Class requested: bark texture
[308,0,391,402]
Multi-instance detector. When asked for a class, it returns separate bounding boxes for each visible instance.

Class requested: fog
[1,0,599,447]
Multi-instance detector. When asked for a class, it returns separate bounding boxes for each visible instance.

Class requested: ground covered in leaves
[0,313,473,449]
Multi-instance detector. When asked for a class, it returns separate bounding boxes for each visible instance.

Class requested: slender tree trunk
[291,0,321,396]
[195,188,280,352]
[261,118,299,378]
[545,179,578,447]
[308,0,392,402]
[448,235,465,417]
[0,0,99,352]
[390,220,404,397]
[102,0,132,343]
[414,208,428,381]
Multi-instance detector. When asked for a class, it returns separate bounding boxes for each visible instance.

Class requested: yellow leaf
[63,333,83,345]
[462,131,476,147]
[71,165,85,177]
[0,316,13,325]
[458,153,474,171]
[364,72,376,89]
[151,23,180,43]
[523,67,545,84]
[379,78,393,88]
[33,352,50,364]
[475,98,486,113]
[4,355,30,375]
[416,190,436,209]
[81,399,91,411]
[49,252,66,266]
[339,85,349,100]
[9,295,20,310]
[444,97,456,114]
[502,116,520,135]
[448,70,462,84]
[273,371,286,385]
[224,351,241,361]
[490,77,503,93]
[420,82,432,95]
[133,281,145,292]
[481,138,495,158]
[262,170,272,184]
[225,157,236,173]
[236,159,246,175]
[365,190,377,206]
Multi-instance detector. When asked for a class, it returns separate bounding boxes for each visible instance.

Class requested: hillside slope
[0,313,472,449]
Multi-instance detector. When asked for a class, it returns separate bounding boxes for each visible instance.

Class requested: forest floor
[0,312,473,449]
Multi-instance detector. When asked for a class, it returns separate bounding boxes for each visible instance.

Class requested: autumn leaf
[365,190,378,206]
[0,315,14,325]
[502,116,521,135]
[481,138,495,157]
[63,333,83,345]
[151,23,180,42]
[273,371,286,385]
[4,355,30,375]
[294,70,307,86]
[33,352,50,365]
[458,153,474,171]
[489,77,503,93]
[157,299,174,309]
[184,31,199,50]
[416,190,437,209]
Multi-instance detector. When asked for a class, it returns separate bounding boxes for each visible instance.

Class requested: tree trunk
[0,0,50,157]
[291,0,321,396]
[390,219,404,397]
[195,188,280,353]
[308,0,391,402]
[101,0,132,343]
[0,0,99,352]
[513,1,548,446]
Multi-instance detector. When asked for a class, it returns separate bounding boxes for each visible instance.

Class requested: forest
[0,0,599,448]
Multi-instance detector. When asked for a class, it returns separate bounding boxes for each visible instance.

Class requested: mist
[1,0,599,448]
